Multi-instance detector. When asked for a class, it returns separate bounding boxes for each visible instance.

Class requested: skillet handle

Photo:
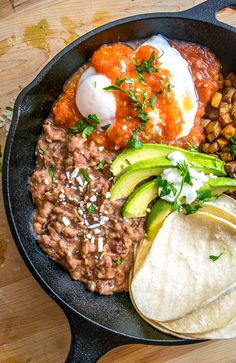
[181,0,236,28]
[64,309,133,363]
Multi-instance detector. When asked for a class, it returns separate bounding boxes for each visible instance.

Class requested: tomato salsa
[53,39,221,149]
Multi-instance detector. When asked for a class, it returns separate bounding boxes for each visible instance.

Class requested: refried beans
[30,37,222,295]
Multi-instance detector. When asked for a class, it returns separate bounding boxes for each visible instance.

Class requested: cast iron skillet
[2,0,236,362]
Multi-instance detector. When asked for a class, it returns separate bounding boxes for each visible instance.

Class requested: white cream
[158,152,209,205]
[75,66,116,128]
[140,35,198,138]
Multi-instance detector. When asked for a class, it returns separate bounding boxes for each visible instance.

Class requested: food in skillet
[29,34,236,338]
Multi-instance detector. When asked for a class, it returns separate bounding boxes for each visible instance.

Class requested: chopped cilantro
[209,252,223,262]
[142,91,147,100]
[81,125,95,138]
[127,129,143,149]
[95,159,106,170]
[156,176,177,197]
[48,164,55,183]
[197,190,212,201]
[39,146,47,155]
[138,111,149,122]
[87,205,97,213]
[167,84,175,92]
[101,124,111,131]
[125,116,132,121]
[176,160,193,185]
[230,135,236,160]
[149,94,157,110]
[139,74,146,84]
[80,168,90,183]
[6,106,13,111]
[182,203,202,215]
[115,76,133,86]
[134,51,159,74]
[86,114,100,124]
[140,124,146,130]
[115,258,123,266]
[186,141,198,152]
[172,201,181,212]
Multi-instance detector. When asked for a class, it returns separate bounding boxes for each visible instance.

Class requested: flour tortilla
[201,194,236,224]
[130,212,236,323]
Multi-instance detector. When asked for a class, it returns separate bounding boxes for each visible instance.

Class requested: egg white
[140,35,198,138]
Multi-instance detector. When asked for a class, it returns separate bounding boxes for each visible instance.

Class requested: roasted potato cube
[201,143,210,153]
[221,124,236,140]
[211,92,222,108]
[219,113,233,127]
[219,102,231,116]
[207,133,217,142]
[225,161,236,178]
[217,137,229,150]
[224,79,232,87]
[218,151,233,161]
[206,106,219,120]
[205,120,221,137]
[222,87,236,103]
[207,142,219,154]
[201,118,211,128]
[231,102,236,119]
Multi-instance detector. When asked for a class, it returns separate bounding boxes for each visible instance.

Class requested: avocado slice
[110,144,226,177]
[110,158,173,202]
[199,177,236,195]
[146,199,172,241]
[146,177,236,240]
[123,180,157,218]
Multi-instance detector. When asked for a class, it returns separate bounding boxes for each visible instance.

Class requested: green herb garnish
[125,116,132,121]
[80,168,90,183]
[87,205,97,213]
[134,51,159,74]
[39,146,47,155]
[127,129,143,149]
[49,164,56,183]
[6,106,13,111]
[115,258,123,266]
[139,74,146,84]
[182,203,202,215]
[101,124,111,131]
[95,159,106,170]
[115,76,134,86]
[186,141,198,152]
[156,176,177,197]
[149,94,157,110]
[68,114,100,140]
[230,135,236,160]
[82,125,95,138]
[167,84,175,92]
[209,252,223,262]
[176,160,193,185]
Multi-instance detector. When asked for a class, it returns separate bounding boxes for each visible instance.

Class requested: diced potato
[206,106,219,120]
[222,87,236,104]
[201,118,211,128]
[225,161,236,178]
[201,143,210,153]
[217,137,229,150]
[207,133,217,142]
[219,151,233,161]
[207,142,219,154]
[205,120,221,137]
[221,124,236,140]
[219,113,233,127]
[211,92,222,108]
[232,101,236,119]
[224,79,232,87]
[219,102,232,116]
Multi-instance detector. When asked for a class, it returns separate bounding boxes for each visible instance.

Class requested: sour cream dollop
[75,66,116,128]
[158,151,209,205]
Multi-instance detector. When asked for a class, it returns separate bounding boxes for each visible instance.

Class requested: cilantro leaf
[209,252,223,262]
[82,126,95,138]
[197,190,212,201]
[87,114,100,124]
[39,146,47,155]
[156,176,177,197]
[139,74,146,84]
[80,168,90,183]
[95,159,106,170]
[167,84,175,92]
[176,161,193,185]
[134,51,159,74]
[87,204,97,213]
[127,129,143,149]
[230,135,236,161]
[182,203,202,215]
[49,164,56,183]
[149,94,157,110]
[101,124,111,131]
[115,258,123,266]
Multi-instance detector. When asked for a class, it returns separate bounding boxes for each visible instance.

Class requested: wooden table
[0,1,236,362]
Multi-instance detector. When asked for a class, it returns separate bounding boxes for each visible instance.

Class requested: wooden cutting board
[0,1,236,362]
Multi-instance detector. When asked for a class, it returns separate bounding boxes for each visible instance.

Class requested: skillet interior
[3,14,236,343]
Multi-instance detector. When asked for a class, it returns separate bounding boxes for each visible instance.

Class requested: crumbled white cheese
[62,216,70,226]
[94,228,101,234]
[105,192,111,199]
[98,237,104,252]
[122,125,128,130]
[78,210,84,216]
[66,171,71,179]
[146,208,151,213]
[91,236,95,244]
[87,233,92,239]
[70,168,79,179]
[44,178,50,185]
[88,223,100,229]
[120,60,127,71]
[98,146,104,151]
[90,195,97,202]
[89,174,95,180]
[59,193,65,200]
[76,175,84,186]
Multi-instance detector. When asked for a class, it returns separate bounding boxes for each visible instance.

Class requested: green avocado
[123,180,157,218]
[110,158,173,202]
[199,177,236,195]
[146,199,172,241]
[146,177,236,240]
[110,144,226,177]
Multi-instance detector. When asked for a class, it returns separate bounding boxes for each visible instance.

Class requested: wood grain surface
[0,1,236,362]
